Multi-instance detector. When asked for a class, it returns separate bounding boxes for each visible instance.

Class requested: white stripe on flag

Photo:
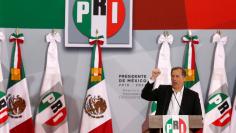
[187,44,192,69]
[91,0,107,44]
[190,82,205,116]
[0,125,9,133]
[208,43,227,95]
[7,78,32,129]
[13,44,18,68]
[94,45,99,68]
[80,80,112,133]
[203,34,231,133]
[40,38,62,95]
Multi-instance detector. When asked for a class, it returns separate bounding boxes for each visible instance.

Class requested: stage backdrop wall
[1,0,236,29]
[0,29,236,133]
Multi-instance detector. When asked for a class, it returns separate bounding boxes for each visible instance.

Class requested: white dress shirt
[167,87,184,115]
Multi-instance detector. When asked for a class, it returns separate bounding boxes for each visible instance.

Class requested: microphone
[172,90,185,115]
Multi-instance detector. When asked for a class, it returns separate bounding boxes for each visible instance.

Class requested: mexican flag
[150,33,172,115]
[203,33,232,133]
[6,33,34,133]
[0,32,10,133]
[230,96,236,133]
[35,32,68,133]
[80,35,113,133]
[182,32,205,117]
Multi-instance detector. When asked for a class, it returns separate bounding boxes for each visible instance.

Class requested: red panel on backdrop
[133,0,236,29]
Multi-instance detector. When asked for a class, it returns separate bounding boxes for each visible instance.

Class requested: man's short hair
[171,67,186,77]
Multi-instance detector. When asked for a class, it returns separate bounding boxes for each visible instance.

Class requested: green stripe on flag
[183,44,189,69]
[206,93,228,113]
[88,45,105,88]
[7,44,26,88]
[184,68,199,88]
[183,44,200,88]
[10,43,16,69]
[39,92,62,112]
[90,46,96,69]
[0,91,6,98]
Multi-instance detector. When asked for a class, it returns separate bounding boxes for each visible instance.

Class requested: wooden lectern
[142,115,203,133]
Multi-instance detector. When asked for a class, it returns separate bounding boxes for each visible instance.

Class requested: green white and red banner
[0,32,10,133]
[35,32,68,133]
[203,33,232,133]
[150,33,172,115]
[6,32,34,133]
[182,31,205,117]
[80,36,113,133]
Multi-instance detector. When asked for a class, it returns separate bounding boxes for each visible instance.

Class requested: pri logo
[39,92,67,126]
[65,0,132,47]
[0,92,8,124]
[7,94,26,118]
[84,94,107,118]
[165,118,187,133]
[207,93,232,126]
[73,0,125,38]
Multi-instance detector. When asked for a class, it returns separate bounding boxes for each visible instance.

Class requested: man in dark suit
[141,67,202,115]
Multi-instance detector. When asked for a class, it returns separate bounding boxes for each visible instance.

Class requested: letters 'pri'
[65,0,133,48]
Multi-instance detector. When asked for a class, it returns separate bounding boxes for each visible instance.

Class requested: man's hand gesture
[151,68,161,81]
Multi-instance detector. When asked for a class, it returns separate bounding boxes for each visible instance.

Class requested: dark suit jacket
[141,82,202,115]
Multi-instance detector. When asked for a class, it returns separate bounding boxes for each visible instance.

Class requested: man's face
[171,69,185,90]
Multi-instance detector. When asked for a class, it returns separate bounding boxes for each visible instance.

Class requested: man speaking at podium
[141,67,202,115]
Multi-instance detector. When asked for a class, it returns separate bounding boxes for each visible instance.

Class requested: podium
[142,115,203,133]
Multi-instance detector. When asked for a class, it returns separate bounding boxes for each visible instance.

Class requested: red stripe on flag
[17,44,22,69]
[98,45,103,68]
[0,108,8,124]
[10,118,34,133]
[89,119,113,133]
[191,44,196,70]
[212,109,232,127]
[45,107,67,126]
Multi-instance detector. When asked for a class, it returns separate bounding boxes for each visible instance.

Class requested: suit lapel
[164,86,173,114]
[179,87,187,115]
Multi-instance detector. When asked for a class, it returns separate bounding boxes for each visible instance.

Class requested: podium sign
[163,115,189,133]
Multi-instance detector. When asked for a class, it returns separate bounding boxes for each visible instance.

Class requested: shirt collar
[172,86,184,95]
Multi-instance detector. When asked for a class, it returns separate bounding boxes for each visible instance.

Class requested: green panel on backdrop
[0,0,65,29]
